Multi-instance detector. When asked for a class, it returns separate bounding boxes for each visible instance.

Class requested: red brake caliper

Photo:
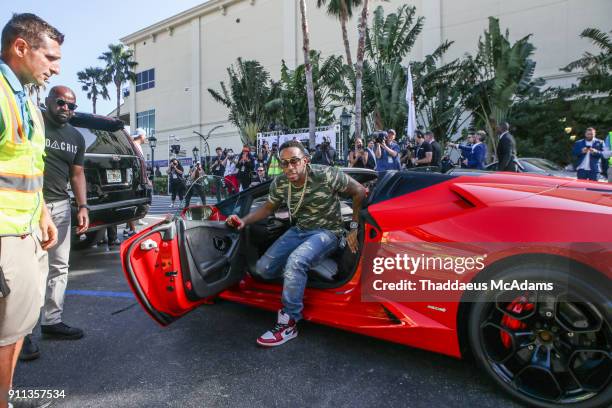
[500,295,535,348]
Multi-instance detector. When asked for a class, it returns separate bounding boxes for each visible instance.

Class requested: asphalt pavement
[12,209,524,408]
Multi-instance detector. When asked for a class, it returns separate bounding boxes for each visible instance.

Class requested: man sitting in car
[226,140,366,347]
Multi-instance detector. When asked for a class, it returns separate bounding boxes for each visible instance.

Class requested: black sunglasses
[56,99,77,111]
[280,156,305,168]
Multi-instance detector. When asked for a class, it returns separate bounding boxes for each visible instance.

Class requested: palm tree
[361,5,424,134]
[563,28,612,95]
[316,0,362,67]
[77,67,110,114]
[98,44,137,118]
[265,50,348,129]
[353,0,369,139]
[411,43,473,146]
[465,17,543,152]
[299,0,317,148]
[207,58,276,145]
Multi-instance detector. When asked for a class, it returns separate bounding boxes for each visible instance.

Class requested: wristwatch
[349,221,359,230]
[78,204,90,211]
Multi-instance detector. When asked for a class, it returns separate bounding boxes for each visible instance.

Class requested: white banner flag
[406,65,417,140]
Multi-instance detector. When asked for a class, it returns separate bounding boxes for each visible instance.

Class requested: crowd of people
[165,120,611,211]
[165,143,277,208]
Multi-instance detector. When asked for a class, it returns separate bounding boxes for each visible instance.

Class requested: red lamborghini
[121,169,611,408]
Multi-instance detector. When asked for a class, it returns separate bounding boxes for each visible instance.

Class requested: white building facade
[119,0,611,166]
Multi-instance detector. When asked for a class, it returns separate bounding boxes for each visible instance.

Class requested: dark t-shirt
[415,141,432,166]
[43,118,85,203]
[430,140,442,167]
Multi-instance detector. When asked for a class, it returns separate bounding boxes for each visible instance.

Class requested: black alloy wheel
[469,264,611,408]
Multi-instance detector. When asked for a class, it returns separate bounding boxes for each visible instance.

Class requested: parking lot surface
[14,217,522,408]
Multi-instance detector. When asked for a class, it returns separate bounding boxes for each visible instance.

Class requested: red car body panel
[121,171,612,360]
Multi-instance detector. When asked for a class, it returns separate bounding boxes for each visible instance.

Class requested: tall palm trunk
[299,0,316,149]
[92,94,97,114]
[354,0,369,139]
[115,78,121,118]
[339,1,353,67]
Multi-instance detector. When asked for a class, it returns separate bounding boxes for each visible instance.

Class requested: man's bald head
[48,85,75,101]
[45,85,77,126]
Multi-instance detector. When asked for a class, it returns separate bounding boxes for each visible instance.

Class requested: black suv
[67,112,152,248]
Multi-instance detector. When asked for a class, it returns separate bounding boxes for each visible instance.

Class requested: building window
[136,109,155,137]
[136,68,155,92]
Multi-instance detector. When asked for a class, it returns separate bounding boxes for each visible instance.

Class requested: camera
[371,131,388,144]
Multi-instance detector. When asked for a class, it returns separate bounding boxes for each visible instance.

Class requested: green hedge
[153,175,168,195]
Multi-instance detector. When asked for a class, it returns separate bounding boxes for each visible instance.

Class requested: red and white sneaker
[256,310,298,347]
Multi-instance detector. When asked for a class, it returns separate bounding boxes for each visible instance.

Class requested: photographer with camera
[311,136,336,166]
[399,138,417,169]
[184,161,207,208]
[374,129,401,171]
[167,158,185,208]
[210,147,226,202]
[347,138,375,169]
[573,127,603,181]
[223,149,239,194]
[237,144,255,191]
[257,142,270,172]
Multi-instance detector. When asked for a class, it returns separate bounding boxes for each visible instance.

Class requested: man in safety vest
[0,13,62,407]
[267,142,283,177]
[603,131,612,183]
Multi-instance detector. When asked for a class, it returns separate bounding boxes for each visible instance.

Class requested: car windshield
[76,127,135,155]
[521,158,563,172]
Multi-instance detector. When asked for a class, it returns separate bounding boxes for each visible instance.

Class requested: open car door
[120,216,244,326]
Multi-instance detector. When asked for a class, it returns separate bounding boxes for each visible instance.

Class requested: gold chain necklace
[287,169,309,224]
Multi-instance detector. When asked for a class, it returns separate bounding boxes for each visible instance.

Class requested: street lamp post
[340,108,352,165]
[149,135,157,194]
[193,125,223,173]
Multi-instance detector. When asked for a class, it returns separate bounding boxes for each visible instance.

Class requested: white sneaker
[138,219,148,225]
[256,310,298,347]
[169,203,174,208]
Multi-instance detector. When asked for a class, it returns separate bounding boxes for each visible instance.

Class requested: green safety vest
[267,154,282,177]
[0,72,45,236]
[607,134,612,166]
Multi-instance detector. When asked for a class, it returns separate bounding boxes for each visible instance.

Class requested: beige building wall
[121,0,611,165]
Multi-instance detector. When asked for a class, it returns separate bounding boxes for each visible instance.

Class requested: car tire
[468,263,611,408]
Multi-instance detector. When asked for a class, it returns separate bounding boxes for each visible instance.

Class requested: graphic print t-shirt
[267,164,349,236]
[43,118,85,203]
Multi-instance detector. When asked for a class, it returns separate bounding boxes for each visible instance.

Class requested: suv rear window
[76,127,135,156]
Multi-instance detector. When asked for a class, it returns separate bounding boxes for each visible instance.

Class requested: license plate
[106,169,122,183]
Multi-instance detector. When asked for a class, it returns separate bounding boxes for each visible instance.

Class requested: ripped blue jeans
[255,226,339,321]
